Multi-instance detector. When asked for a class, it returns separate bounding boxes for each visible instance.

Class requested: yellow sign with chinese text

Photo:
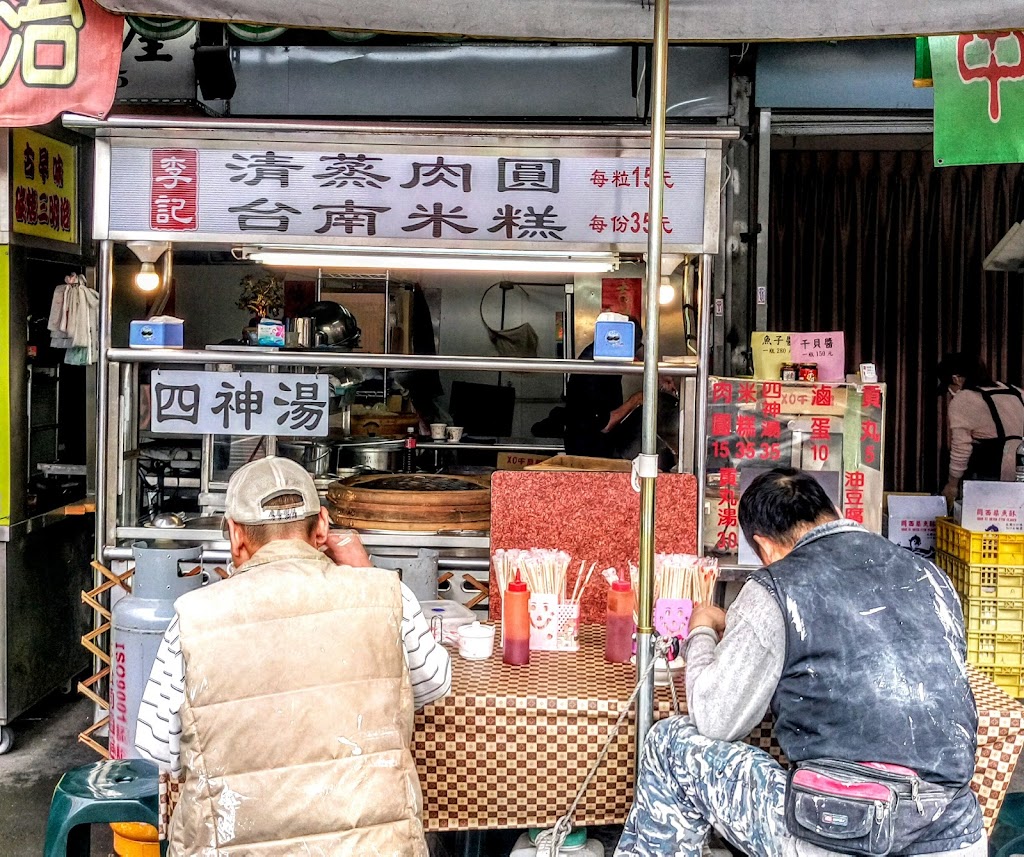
[751,331,794,380]
[12,129,77,244]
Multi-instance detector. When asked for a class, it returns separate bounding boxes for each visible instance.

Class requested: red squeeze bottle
[503,571,531,665]
[605,575,634,663]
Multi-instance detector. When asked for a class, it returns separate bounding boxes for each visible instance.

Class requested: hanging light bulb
[126,241,171,292]
[658,283,676,305]
[136,261,161,292]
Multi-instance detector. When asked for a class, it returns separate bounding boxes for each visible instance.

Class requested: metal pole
[94,240,113,562]
[636,0,670,758]
[92,238,114,725]
[696,255,714,549]
[754,109,772,332]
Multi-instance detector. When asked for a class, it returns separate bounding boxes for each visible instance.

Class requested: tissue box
[257,318,286,347]
[129,316,183,349]
[961,481,1024,533]
[593,316,636,361]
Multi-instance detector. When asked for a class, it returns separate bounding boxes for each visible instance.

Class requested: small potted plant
[237,273,284,342]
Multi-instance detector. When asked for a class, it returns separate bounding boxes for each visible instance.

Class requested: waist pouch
[785,760,947,857]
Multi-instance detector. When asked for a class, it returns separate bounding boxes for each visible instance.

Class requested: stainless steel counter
[104,524,491,610]
[110,526,489,553]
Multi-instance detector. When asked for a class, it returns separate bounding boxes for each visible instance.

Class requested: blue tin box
[593,317,636,361]
[129,316,184,349]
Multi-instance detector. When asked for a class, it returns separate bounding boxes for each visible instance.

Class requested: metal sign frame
[91,126,724,254]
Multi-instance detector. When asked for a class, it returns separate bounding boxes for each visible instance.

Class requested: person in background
[937,352,1024,506]
[564,316,645,459]
[616,467,982,857]
[135,456,450,857]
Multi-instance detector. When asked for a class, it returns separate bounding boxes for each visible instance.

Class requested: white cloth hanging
[47,280,73,349]
[48,274,98,365]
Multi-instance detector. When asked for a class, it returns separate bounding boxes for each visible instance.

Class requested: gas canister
[109,543,209,759]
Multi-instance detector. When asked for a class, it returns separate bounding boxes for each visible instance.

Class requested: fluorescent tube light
[235,246,619,274]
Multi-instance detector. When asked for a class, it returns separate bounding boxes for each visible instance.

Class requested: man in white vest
[135,456,451,856]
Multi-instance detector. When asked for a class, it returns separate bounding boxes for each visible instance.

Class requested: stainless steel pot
[277,440,333,477]
[305,441,332,477]
[333,437,404,472]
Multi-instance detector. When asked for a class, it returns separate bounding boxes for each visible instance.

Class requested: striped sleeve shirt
[135,581,452,774]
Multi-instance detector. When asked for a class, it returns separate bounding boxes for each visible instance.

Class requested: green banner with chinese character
[931,33,1024,166]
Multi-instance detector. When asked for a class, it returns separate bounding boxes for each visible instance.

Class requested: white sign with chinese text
[961,482,1024,533]
[151,370,329,436]
[106,143,714,251]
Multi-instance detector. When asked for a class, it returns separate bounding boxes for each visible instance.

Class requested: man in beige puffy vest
[135,456,450,856]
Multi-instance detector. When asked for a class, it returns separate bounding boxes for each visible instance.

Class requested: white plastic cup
[430,423,447,440]
[446,426,464,443]
[457,621,495,660]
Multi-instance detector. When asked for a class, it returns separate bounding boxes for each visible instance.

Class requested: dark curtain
[769,150,1024,493]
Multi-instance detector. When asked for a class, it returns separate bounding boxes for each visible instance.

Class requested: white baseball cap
[224,456,321,525]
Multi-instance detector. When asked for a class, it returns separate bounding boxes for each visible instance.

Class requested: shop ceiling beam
[105,348,698,377]
[768,114,933,137]
[64,115,741,142]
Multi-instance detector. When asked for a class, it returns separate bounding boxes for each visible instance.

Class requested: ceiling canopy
[92,0,1024,42]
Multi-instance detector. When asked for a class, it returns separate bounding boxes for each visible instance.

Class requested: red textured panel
[488,471,698,624]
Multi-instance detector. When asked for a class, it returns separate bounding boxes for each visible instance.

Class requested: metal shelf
[106,347,699,378]
[108,528,489,556]
[418,440,563,453]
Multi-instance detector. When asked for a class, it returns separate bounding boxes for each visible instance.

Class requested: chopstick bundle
[492,548,530,594]
[569,561,601,606]
[492,549,607,606]
[629,554,721,611]
[521,549,571,598]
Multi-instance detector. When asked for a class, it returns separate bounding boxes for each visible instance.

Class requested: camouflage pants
[614,715,825,857]
[616,716,988,857]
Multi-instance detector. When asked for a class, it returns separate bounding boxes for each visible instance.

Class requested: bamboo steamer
[326,473,491,532]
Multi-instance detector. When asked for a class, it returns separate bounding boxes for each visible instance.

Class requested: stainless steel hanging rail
[106,347,698,377]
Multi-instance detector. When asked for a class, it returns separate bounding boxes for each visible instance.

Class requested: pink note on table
[791,331,845,382]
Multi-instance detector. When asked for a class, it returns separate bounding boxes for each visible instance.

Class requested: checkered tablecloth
[414,626,1024,833]
[159,627,1024,837]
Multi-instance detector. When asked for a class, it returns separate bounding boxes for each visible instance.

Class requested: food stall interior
[105,250,701,604]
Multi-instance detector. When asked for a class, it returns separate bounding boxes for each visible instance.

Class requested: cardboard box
[129,315,183,349]
[886,495,947,558]
[497,452,552,471]
[961,481,1024,533]
[524,455,632,472]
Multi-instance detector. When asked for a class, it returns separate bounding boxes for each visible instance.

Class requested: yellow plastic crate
[962,597,1024,635]
[992,668,1024,698]
[936,518,1024,566]
[968,663,1024,698]
[966,631,1024,667]
[936,552,1024,600]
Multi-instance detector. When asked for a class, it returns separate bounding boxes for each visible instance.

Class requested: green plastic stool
[43,758,161,857]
